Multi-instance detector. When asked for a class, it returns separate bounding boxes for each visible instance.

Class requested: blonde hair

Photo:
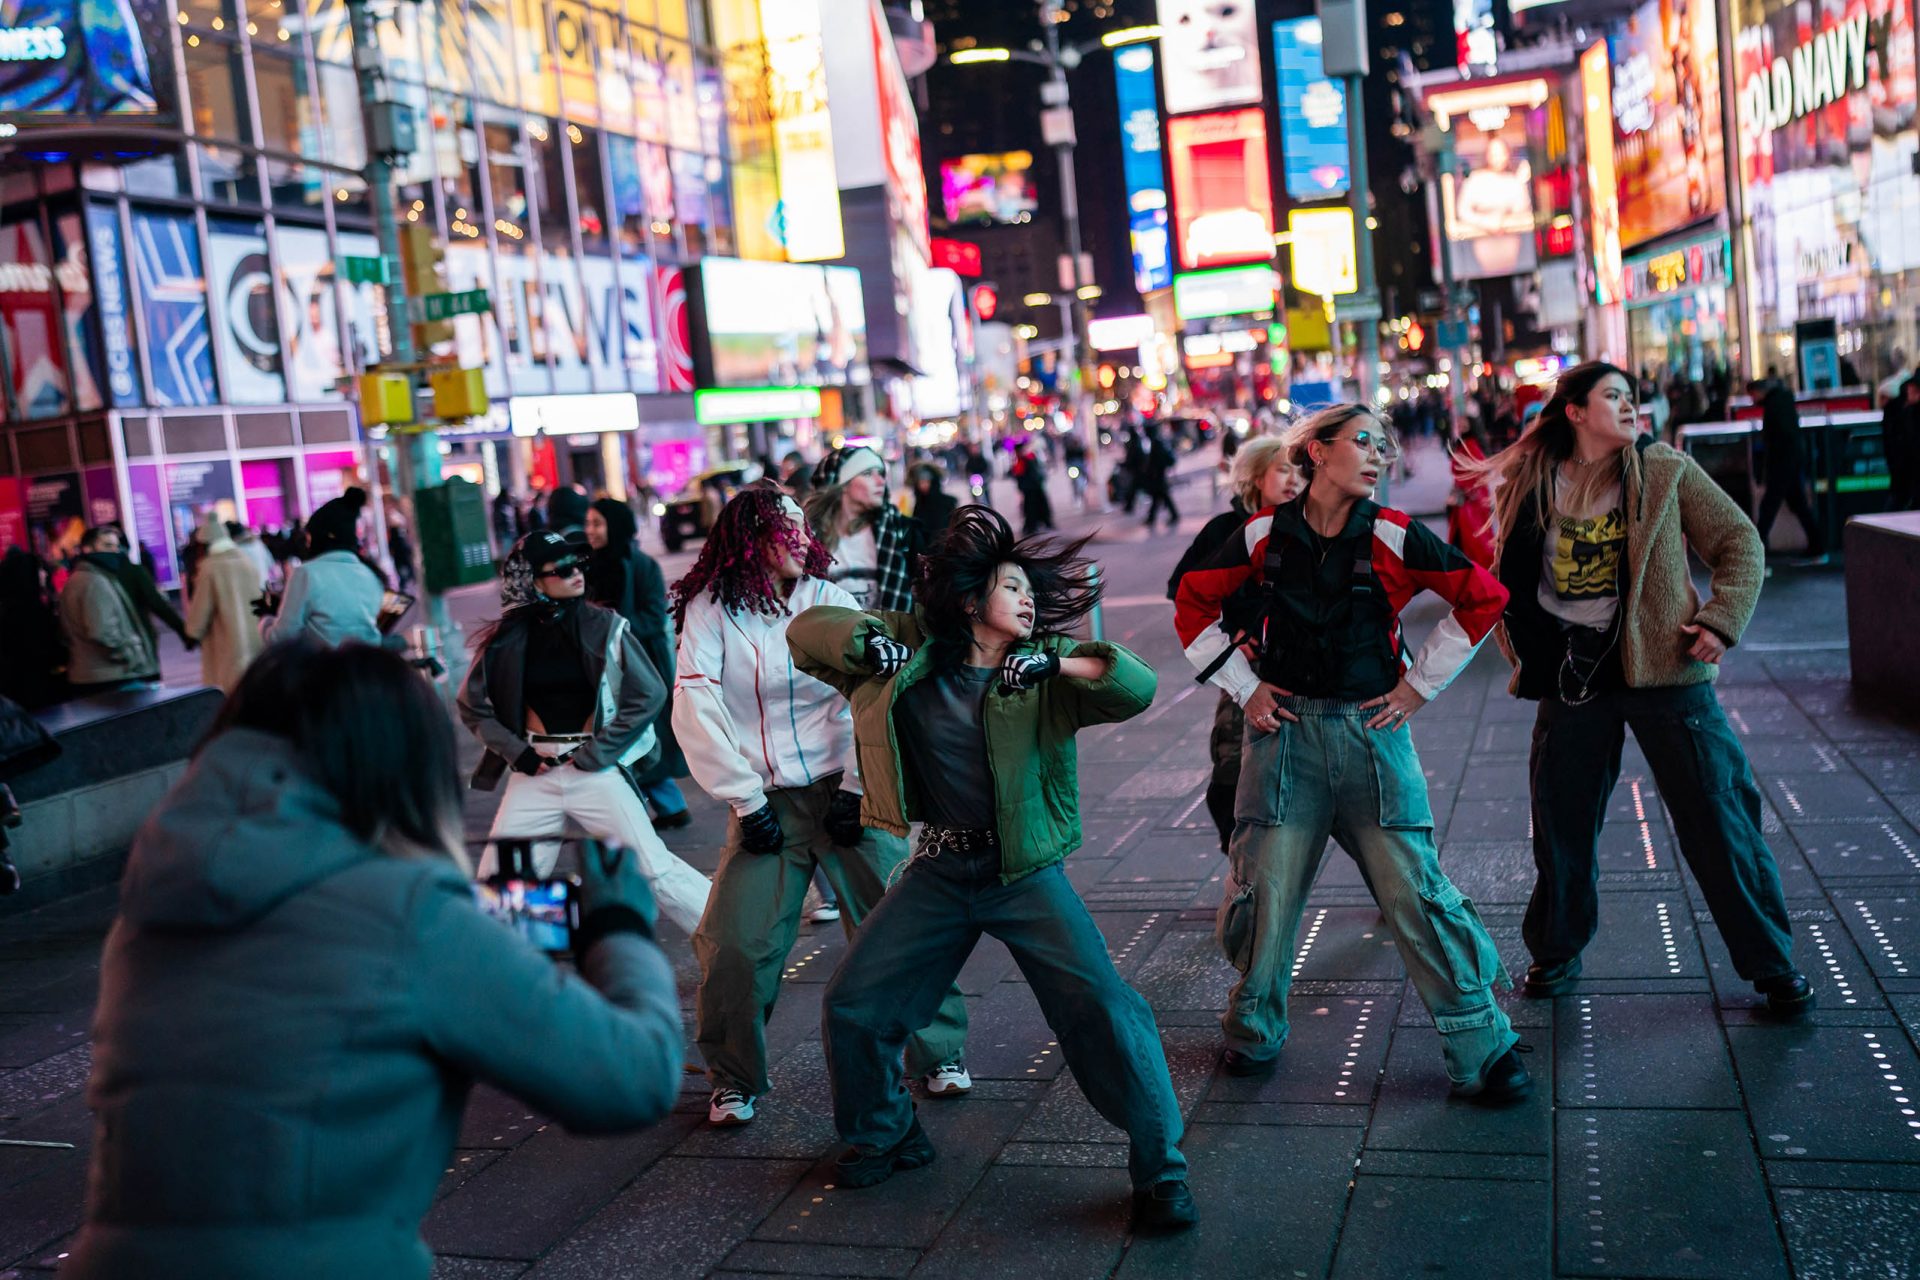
[1462,361,1644,552]
[1282,404,1395,483]
[1231,435,1295,510]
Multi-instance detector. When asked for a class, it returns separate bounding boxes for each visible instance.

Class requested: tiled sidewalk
[3,486,1917,1278]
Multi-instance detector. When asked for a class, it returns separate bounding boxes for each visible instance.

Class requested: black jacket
[1168,499,1260,636]
[586,548,687,780]
[103,552,188,645]
[913,489,958,536]
[1758,382,1804,474]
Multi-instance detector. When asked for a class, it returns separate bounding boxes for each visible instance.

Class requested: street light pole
[1039,2,1103,501]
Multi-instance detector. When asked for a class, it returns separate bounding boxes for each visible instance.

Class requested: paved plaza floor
[3,446,1918,1278]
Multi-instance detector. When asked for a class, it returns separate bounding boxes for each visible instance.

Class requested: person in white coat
[458,531,711,934]
[671,484,968,1127]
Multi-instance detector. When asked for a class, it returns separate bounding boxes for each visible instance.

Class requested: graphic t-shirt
[831,526,879,609]
[1538,475,1625,630]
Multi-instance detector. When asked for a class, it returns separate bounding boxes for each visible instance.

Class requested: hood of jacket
[118,728,376,932]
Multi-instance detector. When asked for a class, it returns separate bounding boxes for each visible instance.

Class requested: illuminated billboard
[0,0,163,124]
[1114,44,1173,293]
[1167,109,1275,272]
[1172,264,1277,321]
[762,0,845,261]
[1431,78,1546,280]
[1581,43,1625,305]
[1288,209,1357,298]
[1608,0,1724,248]
[1157,0,1262,115]
[690,258,868,389]
[940,152,1040,226]
[1272,17,1350,201]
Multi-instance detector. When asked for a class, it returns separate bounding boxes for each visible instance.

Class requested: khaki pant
[693,774,969,1095]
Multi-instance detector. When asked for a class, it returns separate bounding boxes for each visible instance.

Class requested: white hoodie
[671,577,862,816]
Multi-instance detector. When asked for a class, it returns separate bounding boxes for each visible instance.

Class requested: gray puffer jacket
[66,728,683,1280]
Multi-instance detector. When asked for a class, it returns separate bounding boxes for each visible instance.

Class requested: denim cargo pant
[1219,699,1518,1088]
[1524,683,1795,980]
[823,839,1188,1190]
[693,775,969,1097]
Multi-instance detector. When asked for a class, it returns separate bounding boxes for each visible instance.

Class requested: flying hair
[915,505,1101,665]
[671,481,831,630]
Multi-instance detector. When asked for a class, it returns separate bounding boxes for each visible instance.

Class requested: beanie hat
[305,487,367,555]
[810,446,884,491]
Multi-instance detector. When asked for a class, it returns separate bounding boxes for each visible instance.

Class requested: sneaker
[802,885,841,924]
[1452,1046,1534,1106]
[833,1116,937,1189]
[1219,1047,1278,1078]
[708,1087,756,1126]
[1131,1179,1199,1234]
[1755,970,1815,1020]
[1523,956,1582,997]
[924,1061,972,1097]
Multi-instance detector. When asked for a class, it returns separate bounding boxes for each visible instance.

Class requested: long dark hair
[1462,360,1640,553]
[670,482,831,630]
[204,640,462,862]
[916,505,1100,663]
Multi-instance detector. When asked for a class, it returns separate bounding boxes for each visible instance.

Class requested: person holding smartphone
[66,641,684,1280]
[1174,405,1528,1103]
[459,531,711,934]
[787,506,1196,1235]
[670,484,968,1127]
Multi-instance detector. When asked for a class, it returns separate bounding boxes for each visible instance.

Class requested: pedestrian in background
[58,526,160,694]
[1749,374,1827,561]
[804,446,922,612]
[65,641,684,1280]
[228,521,276,592]
[458,531,711,934]
[1139,422,1180,533]
[184,515,266,693]
[585,497,691,830]
[1166,435,1301,854]
[268,488,386,648]
[670,485,969,1127]
[790,507,1195,1234]
[1176,406,1528,1103]
[909,462,957,538]
[1883,376,1920,511]
[0,546,70,709]
[1446,421,1498,568]
[97,523,193,660]
[1013,443,1054,534]
[1472,361,1810,1017]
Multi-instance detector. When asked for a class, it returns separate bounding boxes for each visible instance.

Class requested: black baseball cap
[512,530,586,575]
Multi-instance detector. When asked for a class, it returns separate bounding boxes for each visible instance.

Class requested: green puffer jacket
[787,606,1157,883]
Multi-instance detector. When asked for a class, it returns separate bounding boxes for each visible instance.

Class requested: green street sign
[341,255,389,284]
[414,289,492,322]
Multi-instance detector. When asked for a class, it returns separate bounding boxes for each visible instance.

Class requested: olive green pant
[693,774,969,1095]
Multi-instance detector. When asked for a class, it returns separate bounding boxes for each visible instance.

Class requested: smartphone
[474,875,580,955]
[378,590,416,634]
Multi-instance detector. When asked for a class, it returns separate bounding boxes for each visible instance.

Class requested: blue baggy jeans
[822,838,1188,1189]
[1219,699,1518,1088]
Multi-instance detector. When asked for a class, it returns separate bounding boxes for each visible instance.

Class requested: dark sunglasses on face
[536,556,586,578]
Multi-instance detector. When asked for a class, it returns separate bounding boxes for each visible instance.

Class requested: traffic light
[970,282,998,322]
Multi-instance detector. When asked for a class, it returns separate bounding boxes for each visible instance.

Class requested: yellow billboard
[1288,208,1357,297]
[763,0,844,260]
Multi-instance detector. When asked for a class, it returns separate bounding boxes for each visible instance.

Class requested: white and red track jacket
[1174,501,1510,706]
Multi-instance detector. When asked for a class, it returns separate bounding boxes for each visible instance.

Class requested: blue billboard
[1113,44,1172,293]
[1272,18,1350,202]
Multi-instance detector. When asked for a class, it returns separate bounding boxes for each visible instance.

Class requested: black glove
[738,802,783,855]
[1000,650,1061,691]
[824,789,865,846]
[867,634,913,676]
[511,747,547,776]
[574,839,658,953]
[251,590,281,618]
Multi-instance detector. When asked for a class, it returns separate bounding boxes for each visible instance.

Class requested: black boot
[1755,971,1815,1020]
[1131,1179,1198,1234]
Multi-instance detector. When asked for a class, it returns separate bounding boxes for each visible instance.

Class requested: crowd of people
[46,361,1828,1276]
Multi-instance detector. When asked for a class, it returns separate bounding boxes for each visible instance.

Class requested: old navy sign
[1740,14,1869,134]
[1623,235,1729,305]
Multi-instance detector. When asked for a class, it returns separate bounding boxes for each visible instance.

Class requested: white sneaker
[802,885,841,923]
[708,1087,756,1125]
[924,1061,972,1097]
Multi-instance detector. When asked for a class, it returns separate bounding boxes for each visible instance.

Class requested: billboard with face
[1609,0,1725,248]
[1435,83,1542,280]
[1157,0,1262,116]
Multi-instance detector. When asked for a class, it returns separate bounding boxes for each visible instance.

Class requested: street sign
[1332,294,1382,323]
[342,255,389,285]
[412,289,492,323]
[1437,319,1471,348]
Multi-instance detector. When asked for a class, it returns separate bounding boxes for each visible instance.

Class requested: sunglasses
[535,556,587,578]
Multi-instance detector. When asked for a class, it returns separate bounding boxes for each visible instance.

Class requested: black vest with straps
[1255,502,1404,700]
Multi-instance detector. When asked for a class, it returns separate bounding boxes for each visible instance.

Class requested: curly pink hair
[670,482,832,629]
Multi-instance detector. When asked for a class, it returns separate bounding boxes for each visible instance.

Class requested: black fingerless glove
[824,789,865,846]
[511,747,546,776]
[1000,650,1061,691]
[867,634,913,676]
[739,803,783,855]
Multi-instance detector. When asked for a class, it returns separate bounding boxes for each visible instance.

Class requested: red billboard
[1166,109,1276,272]
[931,236,984,277]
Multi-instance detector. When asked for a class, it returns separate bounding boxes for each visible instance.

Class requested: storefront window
[128,207,220,407]
[275,221,349,401]
[178,0,238,32]
[124,150,191,200]
[0,211,72,420]
[261,156,330,213]
[252,51,320,158]
[197,143,261,207]
[206,218,288,404]
[315,62,370,172]
[183,37,252,144]
[244,0,298,49]
[568,125,611,257]
[481,114,546,391]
